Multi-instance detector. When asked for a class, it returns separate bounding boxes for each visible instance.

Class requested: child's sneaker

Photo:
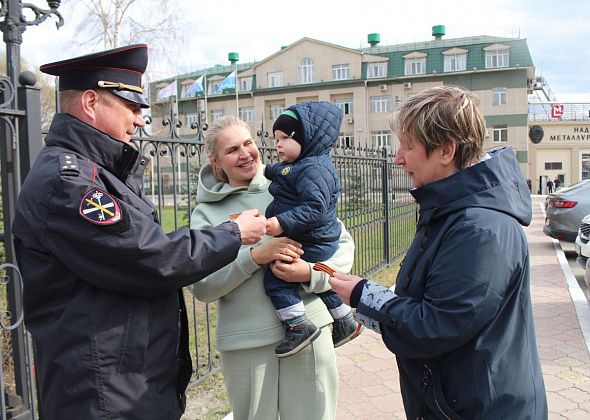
[332,313,364,348]
[275,319,321,358]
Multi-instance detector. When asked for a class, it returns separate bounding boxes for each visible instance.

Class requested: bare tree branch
[63,0,187,71]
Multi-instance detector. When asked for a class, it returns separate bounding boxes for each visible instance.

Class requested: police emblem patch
[281,166,291,176]
[79,188,122,225]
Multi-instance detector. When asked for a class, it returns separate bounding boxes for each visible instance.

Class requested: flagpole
[204,70,208,126]
[228,52,239,117]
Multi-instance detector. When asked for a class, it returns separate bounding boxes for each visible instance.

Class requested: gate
[0,1,63,418]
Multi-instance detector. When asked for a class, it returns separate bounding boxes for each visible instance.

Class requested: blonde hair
[204,115,252,182]
[390,86,485,169]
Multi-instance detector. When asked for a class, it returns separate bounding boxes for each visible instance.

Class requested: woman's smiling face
[212,124,260,187]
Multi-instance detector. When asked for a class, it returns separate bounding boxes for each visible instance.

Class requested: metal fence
[528,102,590,122]
[132,113,418,385]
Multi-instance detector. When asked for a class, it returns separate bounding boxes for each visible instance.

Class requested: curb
[540,202,590,355]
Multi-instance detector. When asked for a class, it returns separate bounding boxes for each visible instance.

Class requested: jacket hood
[197,162,269,203]
[287,101,343,160]
[411,147,532,226]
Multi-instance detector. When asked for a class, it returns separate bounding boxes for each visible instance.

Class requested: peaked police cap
[40,44,149,108]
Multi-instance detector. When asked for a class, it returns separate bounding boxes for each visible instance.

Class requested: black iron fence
[132,114,418,386]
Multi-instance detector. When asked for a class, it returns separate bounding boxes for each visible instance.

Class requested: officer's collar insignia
[79,188,122,225]
[281,166,291,176]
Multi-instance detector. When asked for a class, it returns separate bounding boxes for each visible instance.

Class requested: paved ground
[335,200,590,419]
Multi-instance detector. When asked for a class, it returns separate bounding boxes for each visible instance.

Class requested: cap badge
[79,188,122,225]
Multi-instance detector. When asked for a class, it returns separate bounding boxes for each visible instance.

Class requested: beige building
[150,26,536,174]
[527,104,590,193]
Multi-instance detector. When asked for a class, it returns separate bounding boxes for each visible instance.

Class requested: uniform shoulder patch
[79,188,123,225]
[59,153,80,175]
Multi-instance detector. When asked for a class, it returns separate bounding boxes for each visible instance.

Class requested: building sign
[549,126,590,142]
[551,104,564,119]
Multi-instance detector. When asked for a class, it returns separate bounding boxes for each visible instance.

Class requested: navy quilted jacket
[265,101,342,243]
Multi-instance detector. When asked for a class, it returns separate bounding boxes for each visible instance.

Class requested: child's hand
[266,217,283,236]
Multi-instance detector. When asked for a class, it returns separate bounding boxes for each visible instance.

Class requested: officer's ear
[78,89,100,121]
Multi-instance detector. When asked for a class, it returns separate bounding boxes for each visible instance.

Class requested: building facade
[527,103,590,193]
[150,27,535,174]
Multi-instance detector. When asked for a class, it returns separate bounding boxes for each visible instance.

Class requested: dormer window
[484,44,510,68]
[403,52,427,75]
[443,48,467,72]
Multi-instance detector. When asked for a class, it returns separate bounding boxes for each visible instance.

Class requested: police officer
[12,44,266,420]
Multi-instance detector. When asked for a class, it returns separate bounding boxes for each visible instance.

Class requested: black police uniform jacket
[13,113,242,420]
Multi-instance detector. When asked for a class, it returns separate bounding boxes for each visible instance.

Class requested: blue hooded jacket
[265,101,342,244]
[356,148,547,419]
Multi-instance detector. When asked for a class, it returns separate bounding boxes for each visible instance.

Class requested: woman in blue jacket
[330,86,548,419]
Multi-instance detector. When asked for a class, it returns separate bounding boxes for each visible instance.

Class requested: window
[338,132,354,149]
[444,53,466,72]
[267,72,283,88]
[492,126,508,143]
[404,58,426,75]
[240,77,253,92]
[270,104,285,120]
[186,113,199,128]
[334,98,354,115]
[332,64,350,81]
[583,154,590,180]
[545,162,563,170]
[367,62,387,79]
[492,87,507,106]
[210,109,223,121]
[486,49,509,68]
[370,96,391,113]
[299,57,314,84]
[371,130,391,148]
[239,106,254,123]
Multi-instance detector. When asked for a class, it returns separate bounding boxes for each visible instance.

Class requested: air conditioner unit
[345,116,354,124]
[378,84,388,91]
[403,82,412,89]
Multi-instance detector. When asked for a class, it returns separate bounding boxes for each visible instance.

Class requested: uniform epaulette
[59,153,79,175]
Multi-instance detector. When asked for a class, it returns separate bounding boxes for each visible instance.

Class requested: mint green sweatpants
[220,326,338,420]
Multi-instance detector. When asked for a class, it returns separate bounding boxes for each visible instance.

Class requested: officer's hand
[235,209,266,245]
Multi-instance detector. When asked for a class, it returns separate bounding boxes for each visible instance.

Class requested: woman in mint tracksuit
[189,115,355,420]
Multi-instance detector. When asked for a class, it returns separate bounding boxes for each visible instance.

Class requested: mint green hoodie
[189,163,355,351]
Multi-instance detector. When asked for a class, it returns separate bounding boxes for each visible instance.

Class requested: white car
[575,214,590,267]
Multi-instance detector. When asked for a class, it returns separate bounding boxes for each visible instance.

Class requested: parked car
[543,179,590,242]
[575,214,590,266]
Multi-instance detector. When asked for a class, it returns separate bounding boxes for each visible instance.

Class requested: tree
[64,0,186,74]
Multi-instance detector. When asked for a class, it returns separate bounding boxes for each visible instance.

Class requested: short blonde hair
[390,86,486,169]
[204,115,252,182]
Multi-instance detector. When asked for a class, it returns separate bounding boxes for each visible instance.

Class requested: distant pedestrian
[547,178,554,193]
[330,86,547,419]
[527,178,532,193]
[554,177,561,190]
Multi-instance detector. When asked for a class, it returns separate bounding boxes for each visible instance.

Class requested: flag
[156,80,177,101]
[183,75,204,98]
[214,71,236,94]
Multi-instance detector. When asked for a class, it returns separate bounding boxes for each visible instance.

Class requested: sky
[15,0,590,103]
